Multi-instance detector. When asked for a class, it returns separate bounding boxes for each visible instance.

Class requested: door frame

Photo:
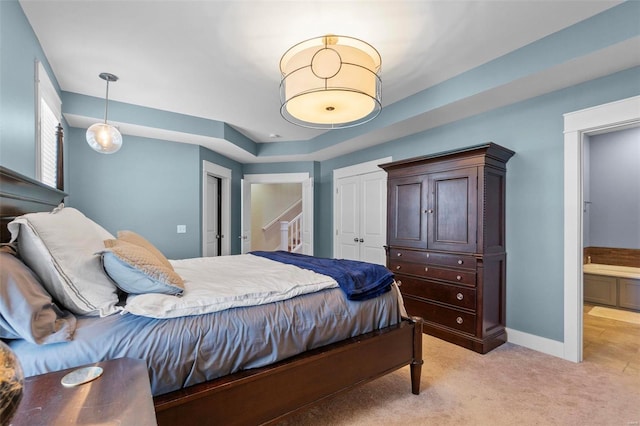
[202,160,231,256]
[332,157,392,258]
[242,173,313,254]
[563,95,640,362]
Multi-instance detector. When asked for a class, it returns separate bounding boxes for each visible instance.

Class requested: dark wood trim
[584,246,640,268]
[0,166,66,241]
[56,122,64,191]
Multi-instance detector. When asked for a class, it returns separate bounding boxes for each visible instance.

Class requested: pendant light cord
[104,79,110,124]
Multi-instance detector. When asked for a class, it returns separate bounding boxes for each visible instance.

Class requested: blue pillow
[99,240,184,296]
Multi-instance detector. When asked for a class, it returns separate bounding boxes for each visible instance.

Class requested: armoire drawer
[389,248,477,270]
[403,296,476,335]
[396,275,476,310]
[390,260,476,287]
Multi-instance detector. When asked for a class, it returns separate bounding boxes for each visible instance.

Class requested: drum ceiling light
[86,72,122,154]
[279,35,381,129]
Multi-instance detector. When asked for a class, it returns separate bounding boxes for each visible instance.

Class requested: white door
[335,170,387,265]
[336,175,361,261]
[360,170,387,265]
[302,177,314,255]
[205,175,220,256]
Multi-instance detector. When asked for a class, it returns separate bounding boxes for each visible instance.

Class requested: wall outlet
[177,225,187,234]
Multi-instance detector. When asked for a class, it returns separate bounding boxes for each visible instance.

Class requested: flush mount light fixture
[86,72,122,154]
[279,35,381,129]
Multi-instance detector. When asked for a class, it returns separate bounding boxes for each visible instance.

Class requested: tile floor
[583,303,640,375]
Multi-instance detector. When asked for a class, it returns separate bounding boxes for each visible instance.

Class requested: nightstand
[11,357,156,425]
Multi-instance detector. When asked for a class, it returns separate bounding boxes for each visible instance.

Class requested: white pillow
[8,207,121,317]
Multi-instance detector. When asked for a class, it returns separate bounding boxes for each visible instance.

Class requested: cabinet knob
[456,275,462,281]
[456,317,463,324]
[456,293,464,300]
[458,259,463,265]
[427,209,434,214]
[397,252,402,257]
[424,267,429,272]
[354,238,359,242]
[359,238,364,243]
[396,265,401,270]
[396,280,402,286]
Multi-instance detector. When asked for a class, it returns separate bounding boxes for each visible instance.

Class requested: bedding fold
[250,251,394,301]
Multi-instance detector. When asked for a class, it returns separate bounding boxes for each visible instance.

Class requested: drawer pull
[424,267,429,272]
[426,253,430,258]
[396,265,401,270]
[396,280,402,286]
[397,252,402,257]
[458,259,463,265]
[456,275,462,281]
[456,293,464,300]
[456,317,463,324]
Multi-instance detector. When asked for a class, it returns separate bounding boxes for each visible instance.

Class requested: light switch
[177,225,186,234]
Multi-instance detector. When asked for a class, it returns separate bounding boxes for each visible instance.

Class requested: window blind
[36,61,62,188]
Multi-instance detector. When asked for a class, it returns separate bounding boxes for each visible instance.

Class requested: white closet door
[336,175,361,261]
[335,170,387,265]
[359,170,387,265]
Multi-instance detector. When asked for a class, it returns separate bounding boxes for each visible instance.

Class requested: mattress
[9,285,401,396]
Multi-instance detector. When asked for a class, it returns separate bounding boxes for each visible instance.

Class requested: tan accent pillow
[101,239,184,295]
[117,230,173,270]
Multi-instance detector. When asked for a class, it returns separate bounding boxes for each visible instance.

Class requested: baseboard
[506,328,565,359]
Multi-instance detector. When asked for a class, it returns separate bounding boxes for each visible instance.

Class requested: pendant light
[86,72,122,154]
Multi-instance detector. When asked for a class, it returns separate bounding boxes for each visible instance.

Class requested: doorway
[202,161,231,256]
[581,127,640,372]
[563,95,640,362]
[241,173,313,255]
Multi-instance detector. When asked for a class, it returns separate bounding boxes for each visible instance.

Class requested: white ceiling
[19,0,629,161]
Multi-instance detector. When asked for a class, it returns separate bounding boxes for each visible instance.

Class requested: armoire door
[387,175,429,249]
[427,167,478,253]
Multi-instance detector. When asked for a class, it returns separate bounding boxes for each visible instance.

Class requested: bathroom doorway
[581,127,640,374]
[564,95,640,364]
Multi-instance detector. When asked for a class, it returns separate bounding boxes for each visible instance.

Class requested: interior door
[359,170,387,265]
[336,175,360,261]
[205,175,220,256]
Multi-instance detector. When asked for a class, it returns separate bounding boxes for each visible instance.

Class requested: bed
[0,164,423,425]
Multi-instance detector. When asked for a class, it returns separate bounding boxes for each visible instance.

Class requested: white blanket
[122,254,338,318]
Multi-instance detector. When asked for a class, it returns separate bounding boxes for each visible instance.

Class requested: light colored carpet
[275,334,640,425]
[588,306,640,325]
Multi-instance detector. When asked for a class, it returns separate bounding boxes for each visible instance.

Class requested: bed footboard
[154,316,423,425]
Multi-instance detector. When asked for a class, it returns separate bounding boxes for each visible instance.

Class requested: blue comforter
[250,251,394,301]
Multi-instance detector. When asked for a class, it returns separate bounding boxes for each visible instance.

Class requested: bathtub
[583,263,640,279]
[583,263,640,311]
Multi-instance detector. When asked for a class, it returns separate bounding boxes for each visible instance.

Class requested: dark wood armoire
[380,143,514,354]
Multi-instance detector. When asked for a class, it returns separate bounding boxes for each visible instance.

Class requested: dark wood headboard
[0,166,66,242]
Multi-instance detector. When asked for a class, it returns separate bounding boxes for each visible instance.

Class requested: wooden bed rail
[154,316,423,425]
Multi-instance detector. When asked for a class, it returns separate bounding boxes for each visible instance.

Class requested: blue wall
[588,127,640,249]
[67,128,204,259]
[0,0,69,184]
